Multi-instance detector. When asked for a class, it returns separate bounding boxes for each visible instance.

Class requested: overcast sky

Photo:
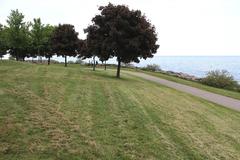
[1,0,240,56]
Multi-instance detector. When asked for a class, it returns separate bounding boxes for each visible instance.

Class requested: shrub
[122,63,134,68]
[9,55,15,61]
[68,61,75,64]
[201,70,239,90]
[142,64,161,72]
[75,59,84,64]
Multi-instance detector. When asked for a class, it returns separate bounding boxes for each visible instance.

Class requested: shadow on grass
[34,64,136,83]
[92,70,134,82]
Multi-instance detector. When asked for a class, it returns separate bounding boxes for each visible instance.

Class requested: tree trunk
[22,57,25,61]
[48,57,50,65]
[93,55,96,71]
[32,57,34,63]
[65,55,67,67]
[116,59,121,78]
[38,48,43,63]
[104,61,106,70]
[15,51,19,61]
[37,48,40,63]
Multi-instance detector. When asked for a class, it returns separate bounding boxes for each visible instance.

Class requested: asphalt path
[125,71,240,112]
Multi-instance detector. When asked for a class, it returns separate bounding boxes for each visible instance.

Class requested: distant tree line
[0,3,159,78]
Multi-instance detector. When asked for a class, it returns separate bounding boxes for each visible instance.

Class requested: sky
[0,0,240,56]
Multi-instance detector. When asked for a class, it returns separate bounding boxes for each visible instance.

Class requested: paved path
[124,71,240,111]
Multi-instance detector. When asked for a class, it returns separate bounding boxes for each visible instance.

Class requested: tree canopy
[85,3,159,77]
[5,9,31,61]
[1,4,159,71]
[31,18,45,58]
[42,25,55,65]
[51,24,79,67]
[0,24,7,59]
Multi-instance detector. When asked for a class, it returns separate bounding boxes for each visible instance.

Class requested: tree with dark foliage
[83,25,103,71]
[51,24,79,67]
[85,3,159,78]
[99,52,111,70]
[77,39,87,56]
[76,39,88,63]
[82,25,111,71]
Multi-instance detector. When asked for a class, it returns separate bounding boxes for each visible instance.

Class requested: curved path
[124,71,240,111]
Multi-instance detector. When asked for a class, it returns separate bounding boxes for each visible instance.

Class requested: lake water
[134,56,240,82]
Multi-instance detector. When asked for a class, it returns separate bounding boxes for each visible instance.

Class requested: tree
[99,51,112,70]
[83,25,102,71]
[5,9,30,61]
[31,18,45,62]
[51,24,79,67]
[77,39,88,62]
[86,3,159,78]
[0,24,7,60]
[19,24,32,61]
[84,24,112,71]
[42,25,55,65]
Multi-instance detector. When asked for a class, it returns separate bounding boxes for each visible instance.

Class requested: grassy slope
[0,61,240,160]
[121,68,240,100]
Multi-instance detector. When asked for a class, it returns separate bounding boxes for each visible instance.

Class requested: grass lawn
[121,68,240,100]
[0,61,240,159]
